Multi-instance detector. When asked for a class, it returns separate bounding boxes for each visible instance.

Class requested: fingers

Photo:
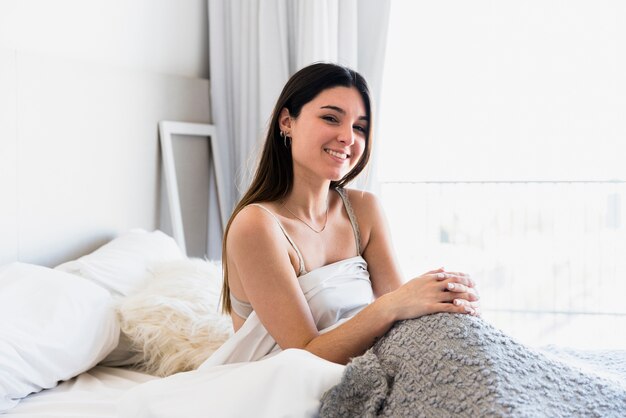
[445,271,471,280]
[442,291,477,305]
[454,298,481,316]
[453,298,479,315]
[444,282,480,301]
[433,272,463,281]
[450,273,475,288]
[440,287,477,303]
[434,272,475,288]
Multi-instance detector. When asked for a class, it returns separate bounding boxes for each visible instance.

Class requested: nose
[338,125,355,146]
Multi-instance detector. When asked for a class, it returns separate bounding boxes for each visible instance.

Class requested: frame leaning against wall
[159,121,227,255]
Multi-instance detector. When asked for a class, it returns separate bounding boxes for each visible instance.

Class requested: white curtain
[206,0,391,258]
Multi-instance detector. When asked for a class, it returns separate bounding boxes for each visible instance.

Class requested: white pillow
[55,229,184,297]
[54,229,185,367]
[0,263,119,412]
[117,258,233,377]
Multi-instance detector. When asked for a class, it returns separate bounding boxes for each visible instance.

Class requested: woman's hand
[381,267,481,321]
[436,268,481,317]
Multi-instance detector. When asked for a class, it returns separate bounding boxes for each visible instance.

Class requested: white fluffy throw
[117,258,233,377]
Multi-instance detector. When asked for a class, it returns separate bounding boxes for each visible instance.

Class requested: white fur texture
[117,258,233,377]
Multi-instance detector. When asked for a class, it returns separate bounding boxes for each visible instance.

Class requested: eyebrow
[320,105,369,121]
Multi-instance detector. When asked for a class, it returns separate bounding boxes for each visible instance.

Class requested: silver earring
[280,131,291,148]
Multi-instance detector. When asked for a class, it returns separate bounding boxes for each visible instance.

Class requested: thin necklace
[282,200,329,233]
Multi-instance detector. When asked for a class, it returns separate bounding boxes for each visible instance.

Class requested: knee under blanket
[319,313,626,417]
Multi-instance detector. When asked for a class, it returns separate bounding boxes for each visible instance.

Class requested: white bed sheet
[6,366,156,417]
[119,349,345,418]
[8,350,344,418]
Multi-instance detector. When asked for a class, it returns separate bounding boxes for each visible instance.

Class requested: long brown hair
[220,62,373,314]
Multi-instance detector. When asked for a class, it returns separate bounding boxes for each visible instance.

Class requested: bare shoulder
[226,203,298,295]
[342,188,385,224]
[226,204,285,254]
[343,188,380,209]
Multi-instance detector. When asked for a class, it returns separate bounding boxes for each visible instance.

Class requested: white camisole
[202,188,374,367]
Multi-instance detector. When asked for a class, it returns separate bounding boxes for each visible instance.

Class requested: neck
[284,176,331,220]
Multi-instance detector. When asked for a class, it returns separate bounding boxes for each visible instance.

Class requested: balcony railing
[380,180,626,349]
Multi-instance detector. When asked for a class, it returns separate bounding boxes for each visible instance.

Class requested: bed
[1,229,347,417]
[2,229,626,417]
[7,366,155,417]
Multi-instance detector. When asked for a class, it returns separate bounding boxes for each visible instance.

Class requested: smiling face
[279,86,369,183]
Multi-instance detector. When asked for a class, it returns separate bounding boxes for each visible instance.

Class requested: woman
[211,62,480,367]
[121,64,624,418]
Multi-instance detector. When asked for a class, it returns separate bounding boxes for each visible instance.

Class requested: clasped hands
[388,267,481,321]
[432,267,480,316]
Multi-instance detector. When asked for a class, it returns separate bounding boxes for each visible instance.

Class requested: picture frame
[158,121,227,255]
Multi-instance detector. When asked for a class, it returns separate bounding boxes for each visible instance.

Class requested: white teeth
[325,149,348,159]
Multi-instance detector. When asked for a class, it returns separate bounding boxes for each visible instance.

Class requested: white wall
[0,0,209,78]
[0,0,212,266]
[0,49,19,263]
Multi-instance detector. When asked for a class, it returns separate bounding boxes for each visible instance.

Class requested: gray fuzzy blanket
[319,314,626,417]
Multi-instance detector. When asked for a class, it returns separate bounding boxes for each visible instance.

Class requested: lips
[324,148,350,160]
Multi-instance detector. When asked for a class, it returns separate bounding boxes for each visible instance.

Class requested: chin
[322,163,357,183]
[327,170,351,182]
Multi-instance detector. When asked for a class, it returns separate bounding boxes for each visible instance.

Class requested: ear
[278,108,293,133]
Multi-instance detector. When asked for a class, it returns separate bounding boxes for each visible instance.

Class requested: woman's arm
[228,202,478,365]
[351,190,405,297]
[351,190,480,315]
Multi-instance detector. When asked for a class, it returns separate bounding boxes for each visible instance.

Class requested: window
[378,1,626,348]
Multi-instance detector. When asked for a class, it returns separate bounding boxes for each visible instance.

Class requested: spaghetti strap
[249,203,307,276]
[335,188,362,256]
[230,292,253,319]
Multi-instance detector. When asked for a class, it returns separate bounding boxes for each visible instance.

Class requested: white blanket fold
[118,350,344,418]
